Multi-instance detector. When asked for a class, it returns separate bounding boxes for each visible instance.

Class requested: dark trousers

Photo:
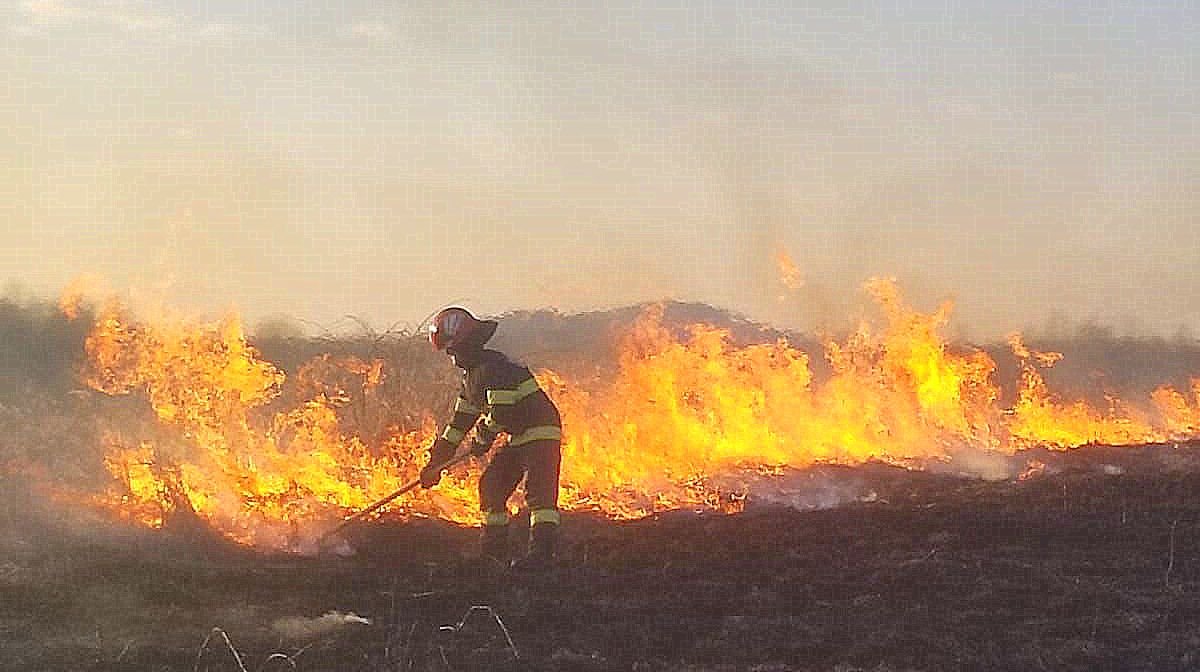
[479,439,561,517]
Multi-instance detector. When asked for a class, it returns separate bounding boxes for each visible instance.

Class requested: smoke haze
[2,1,1197,340]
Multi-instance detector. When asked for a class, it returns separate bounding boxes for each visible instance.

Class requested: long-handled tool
[316,452,472,548]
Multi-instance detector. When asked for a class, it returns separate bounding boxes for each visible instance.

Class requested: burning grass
[41,279,1200,549]
[3,279,1200,551]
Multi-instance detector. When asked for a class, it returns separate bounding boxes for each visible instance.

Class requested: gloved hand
[419,462,444,488]
[469,438,492,457]
[421,442,454,488]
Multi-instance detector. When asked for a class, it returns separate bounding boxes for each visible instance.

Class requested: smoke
[0,294,92,405]
[272,612,371,640]
[742,466,881,512]
[984,330,1200,408]
[5,2,1199,343]
[932,448,1026,482]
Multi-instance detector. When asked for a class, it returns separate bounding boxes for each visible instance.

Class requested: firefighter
[419,306,564,571]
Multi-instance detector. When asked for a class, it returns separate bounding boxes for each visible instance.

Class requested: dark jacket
[430,349,562,462]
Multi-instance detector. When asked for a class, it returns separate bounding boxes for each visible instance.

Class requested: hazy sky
[2,1,1197,340]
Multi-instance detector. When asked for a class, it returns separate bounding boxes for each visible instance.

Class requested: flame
[74,280,1200,547]
[58,273,104,320]
[83,301,477,547]
[1151,381,1200,437]
[775,249,805,292]
[549,279,1003,516]
[1005,334,1160,447]
[546,283,1200,517]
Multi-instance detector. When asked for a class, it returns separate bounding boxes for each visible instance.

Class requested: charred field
[4,443,1200,672]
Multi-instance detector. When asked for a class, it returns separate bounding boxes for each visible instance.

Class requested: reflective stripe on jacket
[432,349,561,458]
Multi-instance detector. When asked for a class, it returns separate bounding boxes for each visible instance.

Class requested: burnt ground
[3,443,1200,672]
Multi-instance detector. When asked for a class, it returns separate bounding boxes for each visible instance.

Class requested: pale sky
[2,1,1197,340]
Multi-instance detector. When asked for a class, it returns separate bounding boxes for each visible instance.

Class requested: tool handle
[318,452,470,544]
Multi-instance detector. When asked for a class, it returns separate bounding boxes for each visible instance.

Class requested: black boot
[512,523,558,572]
[480,524,509,570]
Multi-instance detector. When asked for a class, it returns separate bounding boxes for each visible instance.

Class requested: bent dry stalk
[438,605,520,661]
[194,628,248,672]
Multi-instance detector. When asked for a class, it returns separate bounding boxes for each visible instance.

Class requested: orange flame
[84,301,476,548]
[58,274,104,320]
[775,249,804,292]
[76,280,1200,548]
[1004,334,1159,447]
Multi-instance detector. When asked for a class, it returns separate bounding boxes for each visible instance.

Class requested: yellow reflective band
[441,425,466,444]
[453,397,481,415]
[530,508,561,526]
[482,413,504,432]
[485,377,540,405]
[483,511,510,527]
[509,425,562,446]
